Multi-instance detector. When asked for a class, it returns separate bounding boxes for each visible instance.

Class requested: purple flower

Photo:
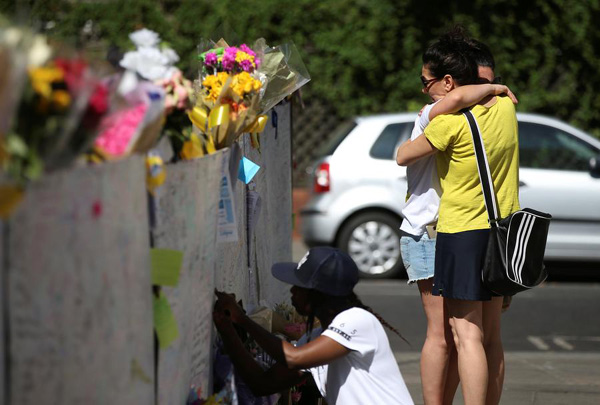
[222,47,238,71]
[204,52,217,66]
[239,44,256,57]
[240,59,253,72]
[254,57,261,68]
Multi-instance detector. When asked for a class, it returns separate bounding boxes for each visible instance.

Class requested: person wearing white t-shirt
[214,247,413,405]
[397,38,517,404]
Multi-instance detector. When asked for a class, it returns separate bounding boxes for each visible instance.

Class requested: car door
[517,121,600,260]
[362,121,413,212]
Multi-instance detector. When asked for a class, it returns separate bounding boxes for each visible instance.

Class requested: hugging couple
[396,26,519,405]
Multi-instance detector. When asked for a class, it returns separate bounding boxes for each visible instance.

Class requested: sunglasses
[420,76,439,88]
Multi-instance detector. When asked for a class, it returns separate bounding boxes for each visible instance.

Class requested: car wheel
[337,212,405,279]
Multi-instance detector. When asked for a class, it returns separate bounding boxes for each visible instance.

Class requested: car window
[317,120,357,157]
[518,122,599,171]
[370,123,412,160]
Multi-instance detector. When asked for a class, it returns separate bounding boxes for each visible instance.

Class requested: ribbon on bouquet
[188,104,230,150]
[244,114,268,151]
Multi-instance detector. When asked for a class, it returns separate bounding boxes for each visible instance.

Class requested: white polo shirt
[298,307,413,405]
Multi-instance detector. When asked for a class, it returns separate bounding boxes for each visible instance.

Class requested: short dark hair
[422,26,479,86]
[466,38,495,70]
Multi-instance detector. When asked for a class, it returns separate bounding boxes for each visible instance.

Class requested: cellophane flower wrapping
[253,39,310,114]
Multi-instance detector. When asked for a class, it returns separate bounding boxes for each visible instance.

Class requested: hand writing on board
[214,289,245,323]
[213,299,234,333]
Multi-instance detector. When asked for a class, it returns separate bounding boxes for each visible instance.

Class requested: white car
[301,112,600,278]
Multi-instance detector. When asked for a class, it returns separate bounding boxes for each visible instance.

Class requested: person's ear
[442,74,455,92]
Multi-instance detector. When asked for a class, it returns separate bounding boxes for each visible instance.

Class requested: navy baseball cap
[271,247,359,296]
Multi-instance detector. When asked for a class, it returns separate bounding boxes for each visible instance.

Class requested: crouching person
[213,247,414,404]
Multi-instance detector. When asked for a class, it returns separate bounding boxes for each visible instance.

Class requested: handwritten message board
[7,157,154,404]
[152,151,224,404]
[245,103,293,307]
[214,146,250,306]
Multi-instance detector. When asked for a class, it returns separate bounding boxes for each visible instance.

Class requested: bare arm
[429,84,518,121]
[215,291,350,369]
[213,307,307,396]
[396,134,437,166]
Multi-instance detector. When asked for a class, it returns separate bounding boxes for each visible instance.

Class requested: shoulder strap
[461,108,500,226]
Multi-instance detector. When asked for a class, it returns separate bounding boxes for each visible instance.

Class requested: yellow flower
[231,72,262,99]
[180,133,205,160]
[51,90,71,110]
[235,51,256,68]
[28,66,64,98]
[202,72,230,102]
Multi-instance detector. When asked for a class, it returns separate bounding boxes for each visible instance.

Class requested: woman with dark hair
[213,247,414,404]
[397,28,520,405]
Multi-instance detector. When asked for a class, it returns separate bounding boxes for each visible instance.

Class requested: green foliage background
[4,0,600,137]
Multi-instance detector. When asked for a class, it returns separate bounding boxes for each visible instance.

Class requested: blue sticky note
[238,157,260,184]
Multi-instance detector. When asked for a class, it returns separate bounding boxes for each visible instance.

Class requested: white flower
[129,28,160,48]
[28,34,52,67]
[161,47,180,65]
[120,46,171,81]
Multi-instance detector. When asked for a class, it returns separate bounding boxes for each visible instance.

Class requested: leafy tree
[4,0,600,137]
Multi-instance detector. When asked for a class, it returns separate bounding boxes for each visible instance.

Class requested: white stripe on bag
[516,216,534,283]
[512,215,531,283]
[517,216,536,285]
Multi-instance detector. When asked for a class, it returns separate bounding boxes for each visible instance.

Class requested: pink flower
[95,103,148,156]
[222,47,238,71]
[239,44,256,57]
[204,52,218,66]
[240,59,253,72]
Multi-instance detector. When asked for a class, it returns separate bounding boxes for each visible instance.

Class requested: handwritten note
[154,291,179,350]
[151,248,183,286]
[217,151,238,243]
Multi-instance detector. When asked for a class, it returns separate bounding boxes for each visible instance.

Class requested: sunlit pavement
[292,239,600,404]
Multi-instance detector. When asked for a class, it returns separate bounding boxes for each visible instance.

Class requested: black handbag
[462,109,552,296]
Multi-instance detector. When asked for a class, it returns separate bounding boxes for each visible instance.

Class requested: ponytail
[349,293,410,346]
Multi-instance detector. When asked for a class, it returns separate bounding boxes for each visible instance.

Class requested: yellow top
[424,96,520,233]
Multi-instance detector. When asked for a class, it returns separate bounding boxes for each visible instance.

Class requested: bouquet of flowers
[0,23,110,217]
[188,38,310,154]
[92,28,178,160]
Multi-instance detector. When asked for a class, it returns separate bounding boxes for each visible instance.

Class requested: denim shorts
[400,231,436,284]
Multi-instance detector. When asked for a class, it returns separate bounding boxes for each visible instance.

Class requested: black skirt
[432,229,500,301]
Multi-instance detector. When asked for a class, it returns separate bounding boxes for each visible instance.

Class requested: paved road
[354,280,600,354]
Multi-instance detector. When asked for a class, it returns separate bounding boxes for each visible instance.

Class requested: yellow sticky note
[150,248,183,286]
[153,291,179,349]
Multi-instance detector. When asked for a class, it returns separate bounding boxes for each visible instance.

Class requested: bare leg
[447,298,487,405]
[443,331,460,404]
[418,279,459,404]
[483,296,504,405]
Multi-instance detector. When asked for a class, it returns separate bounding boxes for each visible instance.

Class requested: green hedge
[4,0,600,137]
